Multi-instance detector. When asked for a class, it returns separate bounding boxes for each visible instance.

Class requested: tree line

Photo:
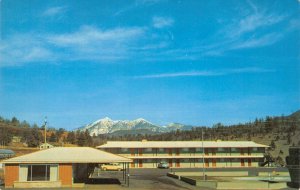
[0,116,93,147]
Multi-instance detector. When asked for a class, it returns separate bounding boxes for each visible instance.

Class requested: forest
[0,116,93,147]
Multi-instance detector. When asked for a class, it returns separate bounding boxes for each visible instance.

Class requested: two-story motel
[97,140,268,168]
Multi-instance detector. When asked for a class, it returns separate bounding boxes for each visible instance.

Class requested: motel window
[231,148,237,152]
[196,148,203,152]
[121,148,128,153]
[218,147,225,152]
[252,147,257,151]
[146,159,152,163]
[19,164,58,182]
[183,158,189,162]
[182,148,189,152]
[158,148,164,153]
[145,148,152,152]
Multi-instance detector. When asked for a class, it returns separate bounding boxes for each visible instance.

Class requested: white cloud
[136,71,221,78]
[135,67,274,79]
[0,25,150,66]
[42,6,67,17]
[114,0,163,16]
[152,16,174,28]
[0,34,55,66]
[48,26,144,46]
[228,13,285,39]
[230,33,283,49]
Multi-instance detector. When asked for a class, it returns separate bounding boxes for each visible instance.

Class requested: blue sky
[0,0,299,129]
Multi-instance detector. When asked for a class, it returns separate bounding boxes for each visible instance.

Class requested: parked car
[100,163,123,171]
[157,162,169,169]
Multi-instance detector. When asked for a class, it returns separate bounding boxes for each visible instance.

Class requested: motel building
[2,147,131,188]
[97,140,268,168]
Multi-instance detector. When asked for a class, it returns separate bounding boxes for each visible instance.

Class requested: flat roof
[0,149,15,154]
[97,141,268,148]
[3,147,132,164]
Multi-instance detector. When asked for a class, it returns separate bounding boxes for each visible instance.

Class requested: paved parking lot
[90,168,200,190]
[1,167,289,190]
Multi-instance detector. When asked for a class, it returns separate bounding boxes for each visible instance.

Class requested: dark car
[157,162,169,169]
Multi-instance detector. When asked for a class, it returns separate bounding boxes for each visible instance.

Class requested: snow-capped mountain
[164,123,194,131]
[77,117,162,136]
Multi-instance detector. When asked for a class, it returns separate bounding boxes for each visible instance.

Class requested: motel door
[131,161,135,168]
[130,148,135,156]
[240,148,245,155]
[205,149,209,155]
[139,159,143,167]
[169,159,173,167]
[176,159,180,167]
[248,159,252,167]
[138,149,143,156]
[212,158,216,167]
[241,158,245,167]
[205,159,209,167]
[168,148,172,155]
[212,149,216,156]
[176,149,180,156]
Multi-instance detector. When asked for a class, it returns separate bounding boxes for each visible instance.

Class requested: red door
[248,159,252,167]
[205,159,209,167]
[212,159,216,167]
[139,159,143,167]
[131,161,135,168]
[169,159,173,167]
[138,149,143,156]
[241,159,245,167]
[130,149,135,156]
[176,159,180,167]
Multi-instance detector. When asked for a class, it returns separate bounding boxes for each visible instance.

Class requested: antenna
[44,116,47,144]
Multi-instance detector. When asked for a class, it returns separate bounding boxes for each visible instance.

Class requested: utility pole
[44,117,47,144]
[202,127,205,180]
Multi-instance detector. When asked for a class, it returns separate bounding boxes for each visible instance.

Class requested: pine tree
[67,131,76,144]
[77,132,86,146]
[49,132,57,142]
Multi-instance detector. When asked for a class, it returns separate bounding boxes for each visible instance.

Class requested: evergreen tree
[84,130,93,146]
[77,132,86,146]
[27,128,43,147]
[67,131,76,144]
[0,127,13,145]
[49,132,57,142]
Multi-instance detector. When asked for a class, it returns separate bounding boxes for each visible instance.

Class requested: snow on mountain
[77,117,163,136]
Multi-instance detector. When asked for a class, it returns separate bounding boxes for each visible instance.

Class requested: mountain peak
[134,118,148,122]
[101,117,112,121]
